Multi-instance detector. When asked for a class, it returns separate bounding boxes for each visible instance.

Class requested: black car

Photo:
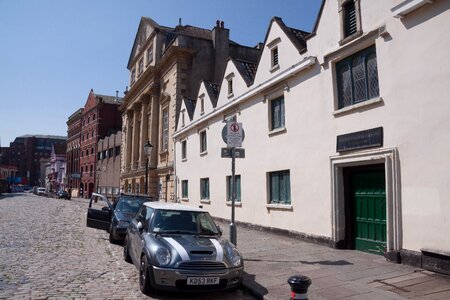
[57,190,70,200]
[86,193,151,243]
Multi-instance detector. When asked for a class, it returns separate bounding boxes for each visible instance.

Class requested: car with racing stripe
[123,202,243,295]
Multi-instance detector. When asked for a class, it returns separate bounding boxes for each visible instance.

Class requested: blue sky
[0,0,322,146]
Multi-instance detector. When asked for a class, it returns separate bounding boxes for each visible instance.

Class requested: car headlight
[117,220,129,227]
[155,247,171,266]
[225,244,242,267]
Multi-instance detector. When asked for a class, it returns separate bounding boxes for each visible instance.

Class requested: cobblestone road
[0,193,254,300]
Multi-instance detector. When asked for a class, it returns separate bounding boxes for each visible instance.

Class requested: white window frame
[181,139,187,161]
[199,129,208,155]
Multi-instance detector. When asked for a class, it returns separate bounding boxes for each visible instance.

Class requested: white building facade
[173,0,450,272]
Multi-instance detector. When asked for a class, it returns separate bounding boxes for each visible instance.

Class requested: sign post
[222,122,244,246]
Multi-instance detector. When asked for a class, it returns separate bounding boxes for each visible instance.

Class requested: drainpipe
[172,136,178,203]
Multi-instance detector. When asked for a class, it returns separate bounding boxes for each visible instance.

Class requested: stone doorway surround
[330,147,402,261]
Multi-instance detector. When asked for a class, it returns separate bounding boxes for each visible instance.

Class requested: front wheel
[139,256,154,295]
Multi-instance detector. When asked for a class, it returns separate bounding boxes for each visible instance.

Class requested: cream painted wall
[174,0,450,252]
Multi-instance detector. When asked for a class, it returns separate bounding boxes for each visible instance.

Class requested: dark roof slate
[273,17,309,53]
[203,81,220,108]
[233,59,258,86]
[183,97,197,120]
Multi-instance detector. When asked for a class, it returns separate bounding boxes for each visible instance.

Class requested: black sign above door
[337,127,383,152]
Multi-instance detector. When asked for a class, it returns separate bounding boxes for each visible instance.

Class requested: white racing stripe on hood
[163,237,190,261]
[210,239,223,262]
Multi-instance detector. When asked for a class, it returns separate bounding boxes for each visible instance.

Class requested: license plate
[187,277,220,285]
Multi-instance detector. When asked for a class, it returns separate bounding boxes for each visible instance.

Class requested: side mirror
[101,206,111,212]
[216,225,223,236]
[137,222,143,231]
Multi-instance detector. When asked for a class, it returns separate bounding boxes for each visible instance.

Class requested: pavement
[2,193,449,299]
[215,221,450,299]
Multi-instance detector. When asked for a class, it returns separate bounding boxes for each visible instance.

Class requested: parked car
[37,187,46,195]
[86,193,150,243]
[123,202,243,295]
[57,190,70,200]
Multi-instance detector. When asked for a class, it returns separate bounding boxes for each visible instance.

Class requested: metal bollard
[287,275,311,300]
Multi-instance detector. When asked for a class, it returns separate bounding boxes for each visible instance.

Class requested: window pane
[352,56,366,103]
[271,97,284,130]
[162,109,169,151]
[367,53,379,99]
[270,173,279,203]
[338,64,352,108]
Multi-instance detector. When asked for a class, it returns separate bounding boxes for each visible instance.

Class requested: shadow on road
[244,258,352,266]
[0,192,26,200]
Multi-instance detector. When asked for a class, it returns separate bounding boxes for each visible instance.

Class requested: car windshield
[115,197,147,214]
[151,210,219,235]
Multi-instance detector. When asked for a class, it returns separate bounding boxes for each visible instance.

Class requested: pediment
[127,17,159,69]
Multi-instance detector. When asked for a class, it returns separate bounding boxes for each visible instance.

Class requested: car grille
[178,261,226,270]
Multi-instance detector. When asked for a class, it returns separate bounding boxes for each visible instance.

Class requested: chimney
[212,20,230,83]
[115,90,119,102]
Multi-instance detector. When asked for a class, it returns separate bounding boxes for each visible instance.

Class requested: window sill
[333,97,383,117]
[181,158,187,162]
[159,150,169,156]
[339,30,363,46]
[227,93,234,99]
[266,204,293,211]
[181,198,189,202]
[269,64,280,73]
[226,201,242,207]
[200,199,211,204]
[200,150,208,156]
[268,127,286,136]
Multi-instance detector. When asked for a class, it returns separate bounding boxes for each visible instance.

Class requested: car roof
[143,201,205,212]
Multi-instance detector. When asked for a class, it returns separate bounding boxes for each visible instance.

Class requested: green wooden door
[352,171,386,255]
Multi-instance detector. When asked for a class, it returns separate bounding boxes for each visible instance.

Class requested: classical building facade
[96,131,122,202]
[80,89,122,198]
[120,17,259,201]
[174,0,450,272]
[66,108,83,197]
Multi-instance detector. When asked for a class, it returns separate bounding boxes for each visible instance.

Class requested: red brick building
[80,89,122,198]
[66,108,83,197]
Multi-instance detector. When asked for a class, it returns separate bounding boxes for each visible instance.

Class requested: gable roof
[182,97,197,121]
[203,81,220,108]
[271,17,309,54]
[232,59,258,86]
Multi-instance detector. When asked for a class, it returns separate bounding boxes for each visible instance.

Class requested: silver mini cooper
[123,202,243,294]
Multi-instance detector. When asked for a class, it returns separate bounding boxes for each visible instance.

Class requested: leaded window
[181,140,187,160]
[200,130,207,153]
[181,180,188,198]
[227,175,241,202]
[271,96,285,130]
[269,170,291,204]
[200,178,210,200]
[162,108,169,151]
[336,46,379,109]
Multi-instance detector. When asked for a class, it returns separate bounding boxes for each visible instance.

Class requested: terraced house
[119,17,259,201]
[174,0,450,273]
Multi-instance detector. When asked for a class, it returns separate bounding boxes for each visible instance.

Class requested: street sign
[222,123,245,145]
[227,122,242,148]
[221,148,245,158]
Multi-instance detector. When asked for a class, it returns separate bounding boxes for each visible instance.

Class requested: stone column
[139,98,149,168]
[126,111,133,170]
[131,104,141,170]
